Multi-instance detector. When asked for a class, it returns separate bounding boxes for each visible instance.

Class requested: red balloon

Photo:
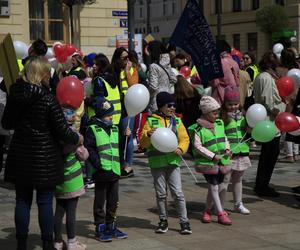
[276,76,295,99]
[64,44,77,57]
[56,76,84,109]
[180,66,191,79]
[54,44,68,63]
[275,112,300,132]
[231,48,243,59]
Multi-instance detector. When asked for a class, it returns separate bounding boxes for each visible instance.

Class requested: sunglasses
[166,103,176,108]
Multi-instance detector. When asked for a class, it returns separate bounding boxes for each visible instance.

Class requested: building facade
[0,0,128,57]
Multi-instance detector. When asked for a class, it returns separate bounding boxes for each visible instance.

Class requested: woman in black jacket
[1,56,82,250]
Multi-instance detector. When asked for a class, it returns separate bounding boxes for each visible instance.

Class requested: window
[275,0,285,5]
[198,0,204,12]
[248,32,257,52]
[163,0,167,16]
[233,0,241,12]
[233,34,240,50]
[215,0,222,14]
[252,0,259,10]
[29,0,68,43]
[172,1,176,15]
[139,7,143,18]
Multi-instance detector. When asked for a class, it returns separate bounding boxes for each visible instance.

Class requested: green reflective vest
[225,117,249,155]
[189,119,230,166]
[246,65,259,80]
[88,77,122,125]
[191,65,198,76]
[56,153,84,194]
[120,69,132,95]
[90,124,121,176]
[147,116,182,169]
[17,59,24,72]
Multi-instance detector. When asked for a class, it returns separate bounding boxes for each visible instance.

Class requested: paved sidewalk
[0,147,300,250]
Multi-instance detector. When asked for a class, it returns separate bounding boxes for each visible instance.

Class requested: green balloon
[251,121,277,143]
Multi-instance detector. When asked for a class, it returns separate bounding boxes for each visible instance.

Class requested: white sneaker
[54,241,63,250]
[67,240,86,250]
[234,202,250,215]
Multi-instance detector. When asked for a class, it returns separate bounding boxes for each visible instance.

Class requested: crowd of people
[0,37,299,250]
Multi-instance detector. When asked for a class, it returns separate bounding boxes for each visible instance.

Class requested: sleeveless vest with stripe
[225,117,249,155]
[120,68,134,95]
[189,119,230,166]
[90,124,121,176]
[147,116,182,169]
[246,65,259,80]
[55,153,84,194]
[88,77,122,125]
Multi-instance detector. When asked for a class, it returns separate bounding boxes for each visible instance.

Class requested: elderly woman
[2,56,82,250]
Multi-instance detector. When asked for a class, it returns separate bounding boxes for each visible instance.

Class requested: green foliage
[61,0,96,7]
[255,5,289,34]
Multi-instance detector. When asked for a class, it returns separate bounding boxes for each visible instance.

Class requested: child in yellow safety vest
[84,97,129,242]
[54,107,88,250]
[140,91,192,235]
[219,86,251,214]
[189,96,232,225]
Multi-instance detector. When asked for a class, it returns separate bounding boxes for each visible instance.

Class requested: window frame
[29,0,69,44]
[252,0,259,10]
[233,0,242,12]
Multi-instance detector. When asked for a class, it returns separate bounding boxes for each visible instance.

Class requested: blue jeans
[15,185,54,242]
[119,116,135,167]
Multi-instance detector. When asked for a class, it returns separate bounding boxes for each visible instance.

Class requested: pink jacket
[211,52,240,104]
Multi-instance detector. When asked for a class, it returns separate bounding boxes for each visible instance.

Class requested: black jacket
[1,79,79,187]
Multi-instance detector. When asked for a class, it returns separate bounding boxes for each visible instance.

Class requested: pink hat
[224,86,240,103]
[199,96,220,114]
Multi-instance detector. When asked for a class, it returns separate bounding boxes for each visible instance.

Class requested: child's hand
[78,134,84,145]
[124,127,131,137]
[147,128,156,137]
[174,148,183,156]
[213,154,221,163]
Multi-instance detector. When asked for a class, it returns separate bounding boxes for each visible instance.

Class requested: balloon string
[180,155,199,183]
[231,137,252,151]
[124,118,131,161]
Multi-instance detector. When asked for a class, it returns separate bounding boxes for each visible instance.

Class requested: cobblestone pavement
[0,147,300,250]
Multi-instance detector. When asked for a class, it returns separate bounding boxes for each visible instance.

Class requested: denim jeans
[15,185,54,243]
[119,116,135,167]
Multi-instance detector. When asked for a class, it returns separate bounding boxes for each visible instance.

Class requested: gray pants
[151,166,188,223]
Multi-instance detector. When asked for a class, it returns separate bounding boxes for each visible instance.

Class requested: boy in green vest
[84,97,129,242]
[140,92,192,235]
[189,96,232,225]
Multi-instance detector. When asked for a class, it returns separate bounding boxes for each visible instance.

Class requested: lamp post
[216,0,222,40]
[128,0,135,51]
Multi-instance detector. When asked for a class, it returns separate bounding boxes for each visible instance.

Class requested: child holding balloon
[84,97,129,242]
[140,91,192,235]
[219,86,251,215]
[189,96,232,225]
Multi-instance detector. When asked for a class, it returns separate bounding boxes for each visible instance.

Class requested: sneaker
[95,224,105,237]
[54,241,63,250]
[84,179,95,189]
[120,168,134,179]
[254,186,280,197]
[95,224,112,242]
[112,227,128,239]
[180,222,192,235]
[217,211,232,225]
[201,209,212,223]
[155,219,168,233]
[234,202,250,215]
[67,240,86,250]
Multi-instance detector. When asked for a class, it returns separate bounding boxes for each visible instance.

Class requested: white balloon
[124,84,150,117]
[140,63,147,73]
[288,116,300,136]
[273,43,284,54]
[246,104,267,127]
[13,41,28,59]
[275,52,281,59]
[151,127,178,153]
[46,48,54,59]
[287,68,300,87]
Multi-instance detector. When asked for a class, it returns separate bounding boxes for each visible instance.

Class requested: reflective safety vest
[88,77,122,125]
[120,68,134,95]
[246,65,259,80]
[225,117,249,155]
[147,116,182,169]
[189,119,230,166]
[55,153,84,194]
[17,59,24,72]
[191,65,198,76]
[90,124,121,176]
[67,66,83,74]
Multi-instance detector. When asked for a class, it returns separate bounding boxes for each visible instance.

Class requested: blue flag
[170,0,224,82]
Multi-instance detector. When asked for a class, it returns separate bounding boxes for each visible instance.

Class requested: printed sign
[112,10,128,17]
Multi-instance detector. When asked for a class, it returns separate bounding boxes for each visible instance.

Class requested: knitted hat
[224,86,240,103]
[199,96,220,114]
[93,97,114,118]
[156,92,175,109]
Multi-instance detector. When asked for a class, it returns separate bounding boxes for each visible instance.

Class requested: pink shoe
[217,211,232,225]
[202,209,212,223]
